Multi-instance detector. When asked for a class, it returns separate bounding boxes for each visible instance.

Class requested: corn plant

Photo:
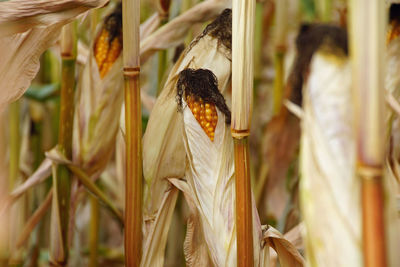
[1,0,400,266]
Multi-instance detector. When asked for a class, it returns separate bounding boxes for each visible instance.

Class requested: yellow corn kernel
[186,95,218,141]
[100,36,122,78]
[94,29,110,71]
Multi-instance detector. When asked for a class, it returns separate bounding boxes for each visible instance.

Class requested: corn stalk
[316,0,332,22]
[349,1,387,266]
[232,0,255,266]
[157,0,171,96]
[122,0,142,265]
[89,10,99,267]
[89,194,99,267]
[273,0,288,114]
[49,22,76,266]
[9,101,20,192]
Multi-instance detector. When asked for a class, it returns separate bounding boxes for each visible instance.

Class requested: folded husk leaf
[262,225,304,267]
[0,0,108,111]
[72,48,124,179]
[300,49,362,266]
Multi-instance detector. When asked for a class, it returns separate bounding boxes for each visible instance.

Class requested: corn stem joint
[124,67,140,78]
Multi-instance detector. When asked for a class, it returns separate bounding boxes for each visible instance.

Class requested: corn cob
[93,4,122,78]
[99,35,122,77]
[186,95,218,141]
[177,68,231,142]
[94,28,110,69]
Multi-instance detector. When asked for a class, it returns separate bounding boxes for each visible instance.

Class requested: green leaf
[24,83,60,101]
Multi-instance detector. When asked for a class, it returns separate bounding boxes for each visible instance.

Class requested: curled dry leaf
[140,0,231,63]
[262,225,304,267]
[0,0,108,111]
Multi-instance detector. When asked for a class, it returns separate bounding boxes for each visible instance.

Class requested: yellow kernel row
[99,37,122,78]
[186,95,218,141]
[94,29,110,71]
[94,29,122,78]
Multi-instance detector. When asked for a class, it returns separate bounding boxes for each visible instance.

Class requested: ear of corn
[185,95,218,141]
[299,41,362,267]
[94,4,123,78]
[73,5,124,178]
[141,10,233,267]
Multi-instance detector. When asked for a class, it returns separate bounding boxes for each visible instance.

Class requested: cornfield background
[0,0,399,266]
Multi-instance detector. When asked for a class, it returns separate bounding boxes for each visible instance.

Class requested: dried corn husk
[262,225,304,267]
[0,0,108,111]
[170,97,261,266]
[299,47,362,266]
[72,42,124,179]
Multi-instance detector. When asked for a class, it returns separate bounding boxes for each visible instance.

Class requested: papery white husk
[72,48,124,178]
[300,51,362,267]
[0,0,108,112]
[174,102,262,266]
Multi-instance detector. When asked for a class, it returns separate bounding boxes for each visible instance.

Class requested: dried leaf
[262,225,304,267]
[140,0,231,63]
